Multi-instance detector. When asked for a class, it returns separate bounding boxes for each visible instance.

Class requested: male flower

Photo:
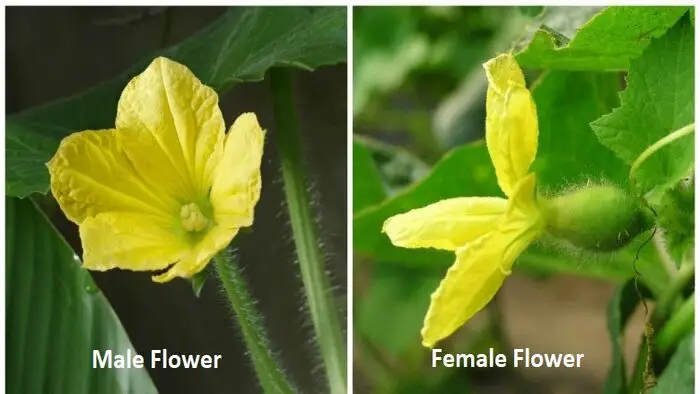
[48,57,264,283]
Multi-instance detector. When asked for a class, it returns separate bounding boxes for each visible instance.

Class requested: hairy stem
[213,254,297,394]
[269,68,346,394]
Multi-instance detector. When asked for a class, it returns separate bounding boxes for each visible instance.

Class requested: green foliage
[591,15,694,196]
[531,71,627,190]
[6,197,157,394]
[355,136,430,196]
[353,138,388,213]
[602,281,639,394]
[190,269,208,298]
[356,265,441,356]
[353,7,430,114]
[6,6,347,198]
[656,179,695,261]
[651,334,694,394]
[517,6,689,70]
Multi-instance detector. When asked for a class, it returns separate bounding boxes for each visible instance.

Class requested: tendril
[632,206,657,393]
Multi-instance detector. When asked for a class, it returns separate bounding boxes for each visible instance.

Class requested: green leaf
[358,136,430,196]
[6,197,157,394]
[651,334,694,394]
[516,6,689,71]
[356,264,441,356]
[532,71,628,190]
[656,179,695,261]
[591,15,694,196]
[353,137,387,213]
[190,268,208,298]
[6,6,347,198]
[602,280,639,394]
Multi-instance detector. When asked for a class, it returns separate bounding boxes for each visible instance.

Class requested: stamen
[180,203,209,232]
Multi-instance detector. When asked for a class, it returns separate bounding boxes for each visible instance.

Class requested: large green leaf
[516,6,688,71]
[6,197,157,394]
[6,6,347,198]
[651,334,694,394]
[591,15,694,196]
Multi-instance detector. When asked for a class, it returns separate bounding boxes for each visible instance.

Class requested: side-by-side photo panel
[7,6,347,394]
[353,6,694,394]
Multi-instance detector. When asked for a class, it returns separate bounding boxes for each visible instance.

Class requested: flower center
[180,202,209,232]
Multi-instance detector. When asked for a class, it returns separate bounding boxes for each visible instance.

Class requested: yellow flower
[48,57,264,283]
[382,54,544,348]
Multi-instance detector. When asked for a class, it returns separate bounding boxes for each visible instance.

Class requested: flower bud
[540,184,652,251]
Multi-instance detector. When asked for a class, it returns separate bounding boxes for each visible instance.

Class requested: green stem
[269,68,346,394]
[213,254,297,394]
[629,265,694,393]
[656,294,694,355]
[628,330,651,394]
[651,263,694,327]
[629,123,695,210]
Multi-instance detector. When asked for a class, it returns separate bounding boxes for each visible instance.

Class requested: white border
[345,5,354,394]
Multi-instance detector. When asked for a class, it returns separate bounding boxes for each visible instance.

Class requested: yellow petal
[505,173,541,230]
[80,212,189,272]
[483,53,526,96]
[152,225,238,283]
[382,197,506,251]
[420,175,543,348]
[116,57,224,200]
[484,54,538,197]
[47,129,176,224]
[421,221,540,348]
[210,113,265,228]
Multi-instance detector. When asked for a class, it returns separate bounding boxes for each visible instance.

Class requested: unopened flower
[48,57,264,283]
[383,54,544,348]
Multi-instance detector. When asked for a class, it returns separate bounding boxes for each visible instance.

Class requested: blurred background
[353,6,646,394]
[7,7,347,393]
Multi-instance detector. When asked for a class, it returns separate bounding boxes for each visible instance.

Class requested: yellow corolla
[383,54,544,348]
[48,57,264,283]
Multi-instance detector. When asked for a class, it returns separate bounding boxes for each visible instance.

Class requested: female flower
[382,54,544,348]
[48,57,264,283]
